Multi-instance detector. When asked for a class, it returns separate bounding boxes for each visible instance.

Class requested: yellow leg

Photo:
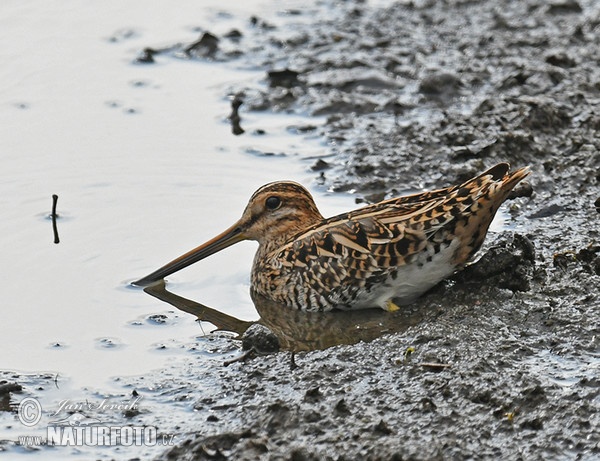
[384,299,401,312]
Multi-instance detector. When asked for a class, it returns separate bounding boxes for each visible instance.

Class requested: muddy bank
[151,0,600,459]
[155,238,599,460]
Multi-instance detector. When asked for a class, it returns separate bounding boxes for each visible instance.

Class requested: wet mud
[3,0,599,459]
[154,0,599,459]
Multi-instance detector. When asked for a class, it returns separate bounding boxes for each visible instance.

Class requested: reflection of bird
[251,291,423,351]
[142,281,422,352]
[134,163,530,312]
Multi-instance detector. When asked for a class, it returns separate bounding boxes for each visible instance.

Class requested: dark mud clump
[453,233,536,292]
[155,0,599,459]
[0,381,22,412]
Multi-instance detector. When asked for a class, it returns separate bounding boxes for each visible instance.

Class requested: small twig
[51,194,60,244]
[418,362,452,370]
[51,194,58,217]
[229,94,244,135]
[290,351,298,370]
[223,349,254,367]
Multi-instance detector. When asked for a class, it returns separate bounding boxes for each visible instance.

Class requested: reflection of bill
[18,398,42,427]
[49,412,103,427]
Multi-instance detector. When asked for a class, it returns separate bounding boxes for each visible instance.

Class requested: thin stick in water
[52,194,60,244]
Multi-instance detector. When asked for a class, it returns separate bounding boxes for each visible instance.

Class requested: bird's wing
[273,200,436,272]
[274,164,517,268]
[262,163,530,310]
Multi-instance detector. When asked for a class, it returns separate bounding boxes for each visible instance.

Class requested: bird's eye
[265,196,281,210]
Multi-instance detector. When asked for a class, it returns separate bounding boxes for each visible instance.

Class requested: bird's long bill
[132,223,246,287]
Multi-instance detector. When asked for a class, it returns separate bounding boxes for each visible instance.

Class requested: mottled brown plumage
[134,163,530,312]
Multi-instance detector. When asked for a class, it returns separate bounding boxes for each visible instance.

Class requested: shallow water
[0,0,352,385]
[0,1,356,458]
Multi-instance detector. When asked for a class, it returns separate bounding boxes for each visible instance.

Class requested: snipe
[134,163,530,312]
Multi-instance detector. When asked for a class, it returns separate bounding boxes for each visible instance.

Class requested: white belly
[340,239,459,310]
